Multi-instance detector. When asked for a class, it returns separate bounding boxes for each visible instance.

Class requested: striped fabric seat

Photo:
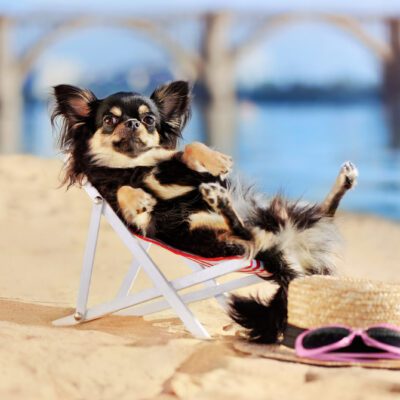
[135,234,271,278]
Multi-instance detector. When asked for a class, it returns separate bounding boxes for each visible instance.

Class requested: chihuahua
[52,81,358,343]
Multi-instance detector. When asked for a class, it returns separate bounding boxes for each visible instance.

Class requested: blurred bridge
[0,11,400,154]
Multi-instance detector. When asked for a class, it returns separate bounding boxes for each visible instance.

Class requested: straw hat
[234,276,400,369]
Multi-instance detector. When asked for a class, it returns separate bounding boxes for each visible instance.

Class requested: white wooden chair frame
[53,182,265,339]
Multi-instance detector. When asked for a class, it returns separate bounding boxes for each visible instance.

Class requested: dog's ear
[51,85,98,188]
[150,81,191,146]
[52,84,97,127]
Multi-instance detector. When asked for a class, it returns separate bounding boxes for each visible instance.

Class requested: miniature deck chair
[53,181,270,338]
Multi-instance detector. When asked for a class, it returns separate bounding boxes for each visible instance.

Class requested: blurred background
[0,0,399,220]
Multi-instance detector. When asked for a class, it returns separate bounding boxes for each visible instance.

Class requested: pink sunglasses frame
[295,323,400,362]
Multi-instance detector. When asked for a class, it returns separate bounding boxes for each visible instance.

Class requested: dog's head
[52,81,191,186]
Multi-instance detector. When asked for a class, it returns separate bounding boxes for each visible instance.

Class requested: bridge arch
[19,16,202,81]
[232,13,392,64]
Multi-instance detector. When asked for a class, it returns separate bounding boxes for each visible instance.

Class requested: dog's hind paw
[199,182,230,210]
[339,161,358,189]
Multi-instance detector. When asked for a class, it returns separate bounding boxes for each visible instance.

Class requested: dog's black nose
[125,119,141,131]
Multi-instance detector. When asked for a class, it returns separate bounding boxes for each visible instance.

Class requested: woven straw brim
[233,276,400,369]
[233,341,400,370]
[288,276,400,329]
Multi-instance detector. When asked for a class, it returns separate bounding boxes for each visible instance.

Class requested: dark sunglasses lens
[367,327,400,347]
[302,327,350,349]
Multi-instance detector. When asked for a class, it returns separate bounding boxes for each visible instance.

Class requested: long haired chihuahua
[52,81,358,343]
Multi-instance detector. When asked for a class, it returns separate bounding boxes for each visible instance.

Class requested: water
[236,101,400,220]
[24,99,400,221]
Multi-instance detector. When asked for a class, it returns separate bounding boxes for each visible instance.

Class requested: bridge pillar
[383,18,400,148]
[200,12,237,156]
[0,17,22,153]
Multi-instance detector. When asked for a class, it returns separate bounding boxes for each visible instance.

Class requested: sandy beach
[1,154,400,400]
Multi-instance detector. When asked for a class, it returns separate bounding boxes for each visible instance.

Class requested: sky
[0,0,397,91]
[1,0,400,15]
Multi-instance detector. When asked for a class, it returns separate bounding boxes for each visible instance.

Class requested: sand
[0,154,400,400]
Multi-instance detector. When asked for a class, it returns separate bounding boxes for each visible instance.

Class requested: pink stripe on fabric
[135,233,242,261]
[133,233,271,277]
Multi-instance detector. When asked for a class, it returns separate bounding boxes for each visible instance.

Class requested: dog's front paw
[339,161,358,189]
[183,142,233,177]
[206,150,233,177]
[200,182,230,210]
[117,186,156,216]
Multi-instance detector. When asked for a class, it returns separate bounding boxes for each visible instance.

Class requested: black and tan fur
[52,81,248,258]
[52,81,358,343]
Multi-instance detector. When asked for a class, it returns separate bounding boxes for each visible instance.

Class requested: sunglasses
[295,323,400,362]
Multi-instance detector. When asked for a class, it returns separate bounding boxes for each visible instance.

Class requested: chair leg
[136,252,211,339]
[116,258,141,299]
[54,272,261,326]
[117,275,260,317]
[185,259,228,310]
[74,197,103,320]
[115,243,150,299]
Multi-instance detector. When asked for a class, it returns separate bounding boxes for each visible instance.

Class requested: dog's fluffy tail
[229,286,288,343]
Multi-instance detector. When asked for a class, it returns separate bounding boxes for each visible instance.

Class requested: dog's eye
[142,115,155,126]
[103,115,119,126]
